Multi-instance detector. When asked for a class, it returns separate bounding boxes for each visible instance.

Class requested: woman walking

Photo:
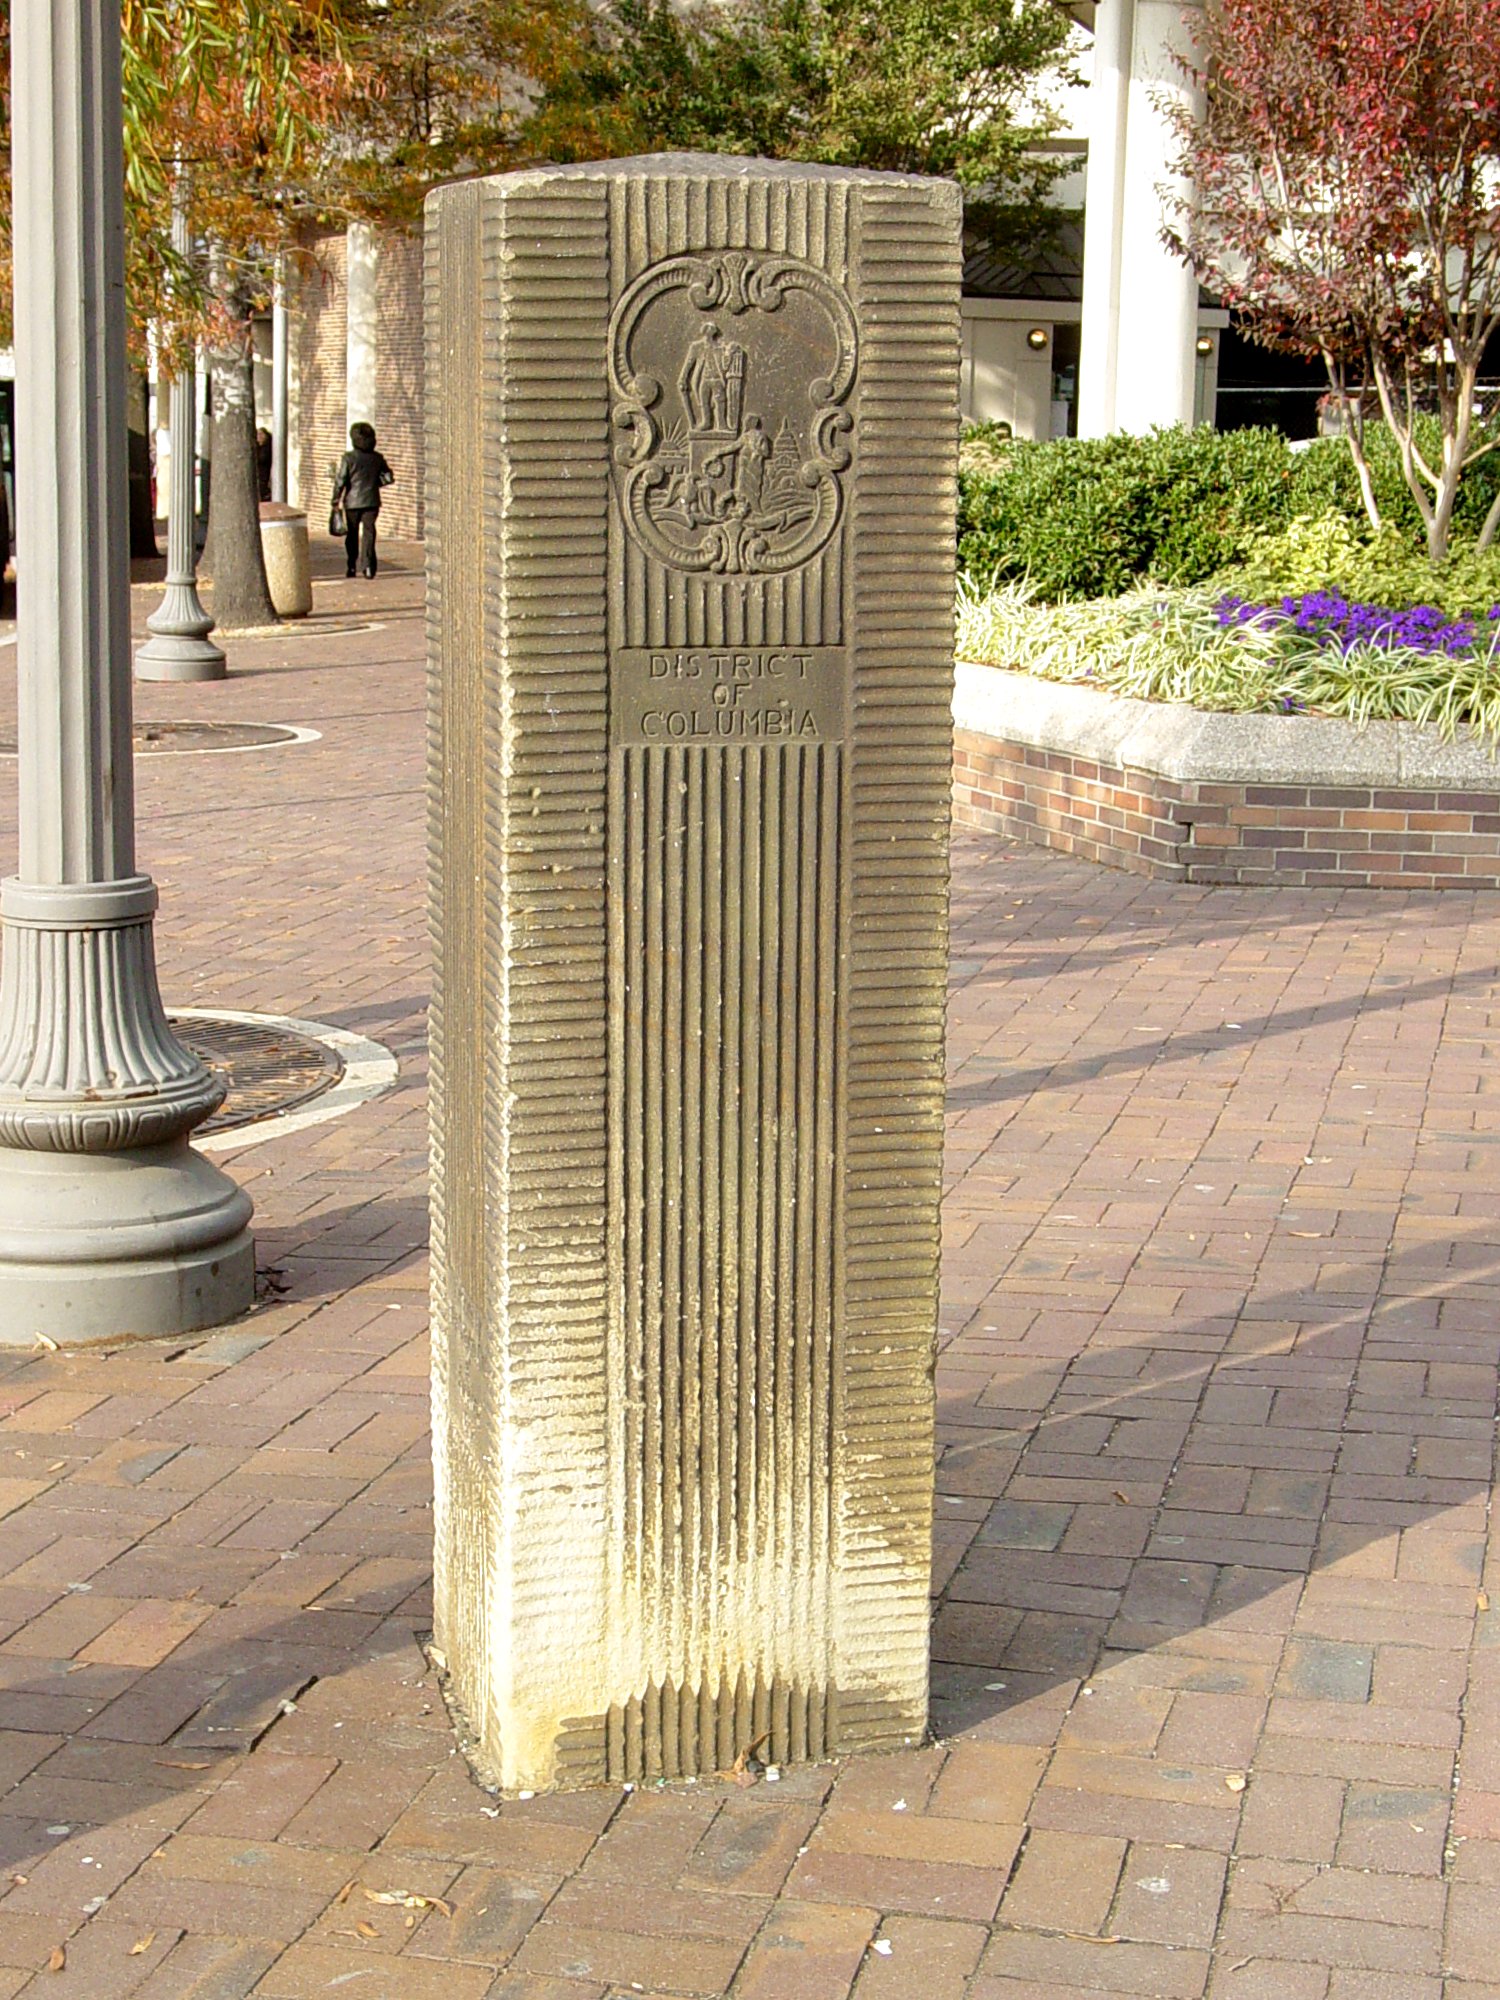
[331,422,394,578]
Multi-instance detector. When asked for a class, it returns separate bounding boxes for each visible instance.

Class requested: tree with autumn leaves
[0,0,603,624]
[144,2,364,626]
[1167,0,1500,564]
[1,0,1074,621]
[126,0,604,626]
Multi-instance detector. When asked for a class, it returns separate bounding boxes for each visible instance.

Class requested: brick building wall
[290,231,348,528]
[954,729,1500,889]
[290,226,424,542]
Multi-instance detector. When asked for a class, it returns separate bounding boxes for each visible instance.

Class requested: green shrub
[957,425,1297,599]
[1226,514,1500,618]
[1287,420,1500,547]
[958,420,1012,477]
[955,419,1500,601]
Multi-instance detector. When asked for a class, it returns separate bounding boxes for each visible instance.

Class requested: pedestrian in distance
[331,422,394,578]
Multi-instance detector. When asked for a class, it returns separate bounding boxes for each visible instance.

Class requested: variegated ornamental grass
[956,577,1500,743]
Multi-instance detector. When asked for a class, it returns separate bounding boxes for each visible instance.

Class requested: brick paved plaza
[0,544,1497,1997]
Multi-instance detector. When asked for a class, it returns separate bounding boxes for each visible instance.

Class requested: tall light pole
[137,181,226,682]
[0,0,254,1342]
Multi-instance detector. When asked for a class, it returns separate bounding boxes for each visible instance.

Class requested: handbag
[329,503,347,538]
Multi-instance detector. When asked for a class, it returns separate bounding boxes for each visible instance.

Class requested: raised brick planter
[953,662,1500,888]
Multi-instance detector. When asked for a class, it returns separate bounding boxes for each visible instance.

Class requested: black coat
[334,448,393,512]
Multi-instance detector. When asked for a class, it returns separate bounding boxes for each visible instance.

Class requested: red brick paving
[0,543,1496,1994]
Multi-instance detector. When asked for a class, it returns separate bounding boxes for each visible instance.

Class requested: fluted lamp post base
[135,587,226,683]
[0,1143,253,1344]
[0,878,254,1345]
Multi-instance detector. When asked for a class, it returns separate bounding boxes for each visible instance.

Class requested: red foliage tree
[1166,0,1500,561]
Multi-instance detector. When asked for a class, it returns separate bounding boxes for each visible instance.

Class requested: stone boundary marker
[956,661,1500,887]
[426,154,961,1793]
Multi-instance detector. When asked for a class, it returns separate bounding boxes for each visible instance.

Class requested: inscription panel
[612,644,847,745]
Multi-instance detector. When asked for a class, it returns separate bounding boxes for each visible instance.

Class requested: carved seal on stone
[609,251,857,576]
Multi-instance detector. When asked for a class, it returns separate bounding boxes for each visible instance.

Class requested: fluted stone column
[0,0,254,1342]
[137,185,225,682]
[428,155,959,1792]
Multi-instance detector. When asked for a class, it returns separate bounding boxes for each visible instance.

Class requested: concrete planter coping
[954,659,1500,791]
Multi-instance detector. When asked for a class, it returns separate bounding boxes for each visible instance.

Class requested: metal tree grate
[169,1015,345,1134]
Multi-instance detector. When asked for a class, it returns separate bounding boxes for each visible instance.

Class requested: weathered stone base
[955,665,1500,888]
[522,1676,907,1792]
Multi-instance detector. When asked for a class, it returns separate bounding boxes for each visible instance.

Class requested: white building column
[1079,0,1206,436]
[345,222,378,431]
[271,260,289,503]
[1114,0,1204,431]
[1077,0,1133,437]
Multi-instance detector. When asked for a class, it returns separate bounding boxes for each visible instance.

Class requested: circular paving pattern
[169,1013,346,1134]
[0,720,317,756]
[136,721,306,754]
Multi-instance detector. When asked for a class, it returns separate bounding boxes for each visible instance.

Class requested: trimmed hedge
[957,421,1500,602]
[957,427,1296,598]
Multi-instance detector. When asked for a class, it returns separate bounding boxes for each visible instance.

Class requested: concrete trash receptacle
[258,503,312,617]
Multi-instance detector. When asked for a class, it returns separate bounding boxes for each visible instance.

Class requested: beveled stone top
[430,149,959,196]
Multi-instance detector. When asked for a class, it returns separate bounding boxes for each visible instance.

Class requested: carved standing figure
[680,321,729,431]
[733,416,770,515]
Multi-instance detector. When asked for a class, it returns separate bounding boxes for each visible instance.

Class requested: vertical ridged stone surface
[427,154,960,1792]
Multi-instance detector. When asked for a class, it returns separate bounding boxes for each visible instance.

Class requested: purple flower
[1213,589,1485,664]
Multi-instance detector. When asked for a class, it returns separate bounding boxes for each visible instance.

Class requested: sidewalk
[0,544,1497,1998]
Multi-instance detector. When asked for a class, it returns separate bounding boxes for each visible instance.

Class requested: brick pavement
[0,542,1496,1995]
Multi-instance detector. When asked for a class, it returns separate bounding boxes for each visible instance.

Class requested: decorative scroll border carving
[608,251,857,577]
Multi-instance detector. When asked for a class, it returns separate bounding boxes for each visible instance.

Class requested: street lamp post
[136,183,226,682]
[0,0,254,1342]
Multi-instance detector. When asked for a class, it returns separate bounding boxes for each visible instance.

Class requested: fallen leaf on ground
[1225,1773,1247,1792]
[47,1946,65,1973]
[362,1889,453,1916]
[129,1933,156,1956]
[1112,1491,1130,1504]
[1480,1590,1491,1612]
[356,1921,379,1939]
[154,1758,212,1771]
[717,1731,771,1787]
